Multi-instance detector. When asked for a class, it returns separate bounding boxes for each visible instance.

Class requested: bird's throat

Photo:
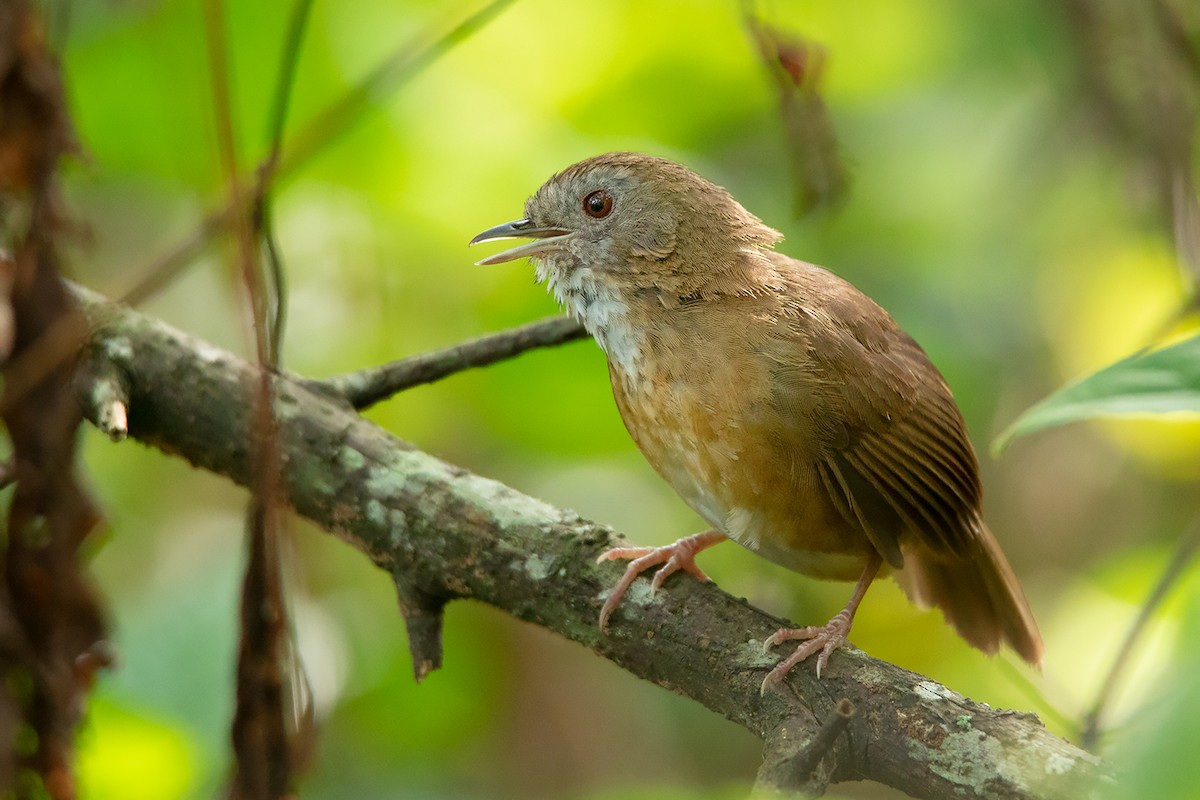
[539,263,644,379]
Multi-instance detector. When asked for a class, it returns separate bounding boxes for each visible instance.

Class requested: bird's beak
[469,218,573,266]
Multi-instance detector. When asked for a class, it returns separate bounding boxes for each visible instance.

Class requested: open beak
[469,218,573,266]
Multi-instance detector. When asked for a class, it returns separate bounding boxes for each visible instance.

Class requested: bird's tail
[896,521,1043,667]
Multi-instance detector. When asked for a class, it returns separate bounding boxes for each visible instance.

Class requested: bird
[470,152,1042,693]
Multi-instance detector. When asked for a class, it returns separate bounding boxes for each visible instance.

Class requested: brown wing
[767,257,1042,665]
[771,260,982,569]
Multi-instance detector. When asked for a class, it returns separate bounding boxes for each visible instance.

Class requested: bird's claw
[596,532,723,631]
[760,612,854,695]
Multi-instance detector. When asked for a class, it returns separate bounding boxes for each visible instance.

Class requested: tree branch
[69,285,1111,799]
[315,315,587,410]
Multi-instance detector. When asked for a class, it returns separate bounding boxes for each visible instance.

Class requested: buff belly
[610,363,875,583]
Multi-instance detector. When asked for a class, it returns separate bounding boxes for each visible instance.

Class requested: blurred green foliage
[51,0,1200,797]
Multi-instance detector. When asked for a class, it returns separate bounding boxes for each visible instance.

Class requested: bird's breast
[605,311,873,580]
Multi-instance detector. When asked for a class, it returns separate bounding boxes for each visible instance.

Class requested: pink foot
[596,531,725,631]
[760,608,854,694]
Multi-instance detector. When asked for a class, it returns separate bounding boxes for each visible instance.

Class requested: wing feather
[842,438,964,553]
[766,258,984,561]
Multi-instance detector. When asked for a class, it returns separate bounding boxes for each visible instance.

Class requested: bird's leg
[596,530,727,631]
[760,552,883,693]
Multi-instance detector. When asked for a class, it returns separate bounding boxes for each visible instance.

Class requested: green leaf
[993,333,1200,455]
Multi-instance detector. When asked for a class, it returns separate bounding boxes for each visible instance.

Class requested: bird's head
[470,153,783,307]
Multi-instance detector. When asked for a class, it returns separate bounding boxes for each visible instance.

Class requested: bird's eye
[582,189,613,219]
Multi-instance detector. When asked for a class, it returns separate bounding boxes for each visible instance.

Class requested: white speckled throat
[535,257,644,379]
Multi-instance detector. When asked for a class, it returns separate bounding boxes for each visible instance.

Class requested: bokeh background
[54,0,1199,797]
